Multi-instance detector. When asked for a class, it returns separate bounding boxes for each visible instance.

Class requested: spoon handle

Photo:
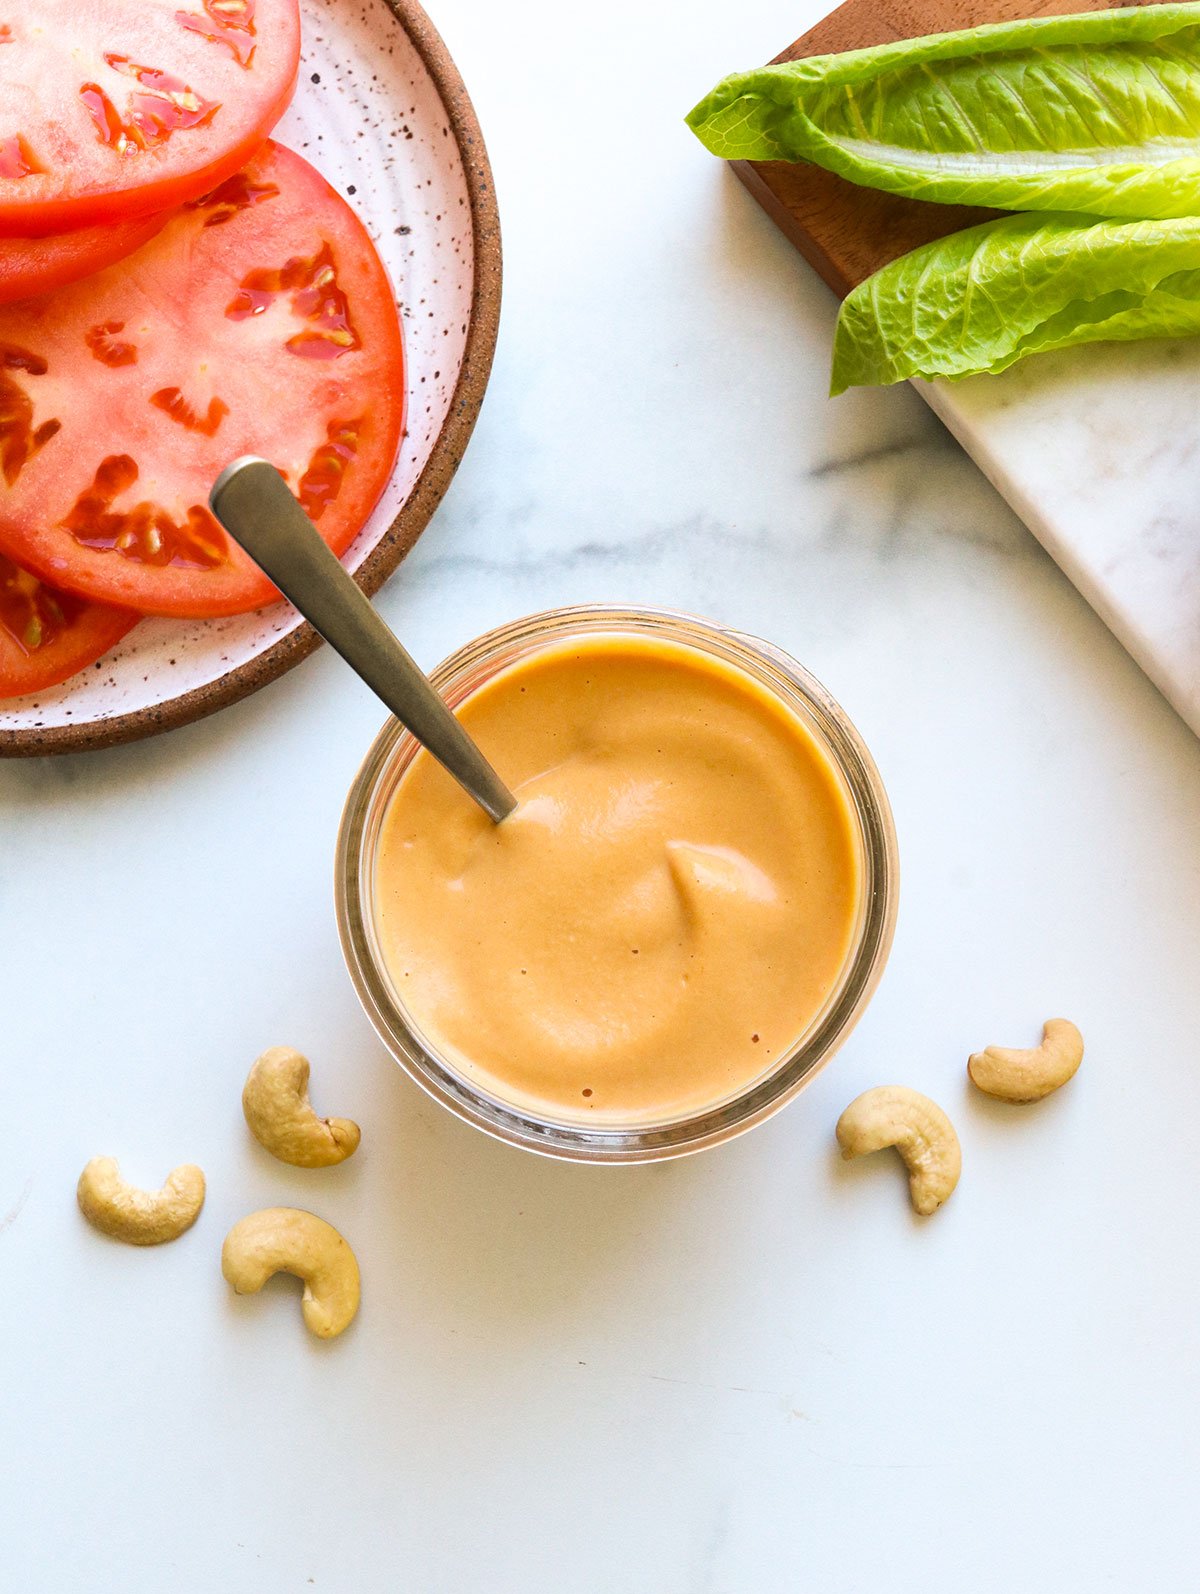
[210,457,516,823]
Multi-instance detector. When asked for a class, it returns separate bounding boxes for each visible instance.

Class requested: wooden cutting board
[731,0,1153,296]
[729,0,1200,737]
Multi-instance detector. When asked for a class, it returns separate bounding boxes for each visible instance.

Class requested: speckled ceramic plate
[0,0,500,756]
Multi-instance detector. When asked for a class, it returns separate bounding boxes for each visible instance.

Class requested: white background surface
[3,2,1200,1589]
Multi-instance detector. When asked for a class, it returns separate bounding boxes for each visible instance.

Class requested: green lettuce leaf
[687,4,1200,218]
[830,211,1200,391]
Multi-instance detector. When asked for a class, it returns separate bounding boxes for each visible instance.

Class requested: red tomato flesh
[0,551,136,697]
[0,141,407,618]
[0,211,169,306]
[0,1,300,237]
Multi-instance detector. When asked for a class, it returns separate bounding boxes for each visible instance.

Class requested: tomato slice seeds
[0,551,136,697]
[0,0,299,236]
[0,141,406,619]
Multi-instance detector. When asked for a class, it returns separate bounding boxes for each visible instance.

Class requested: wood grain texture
[729,0,1158,297]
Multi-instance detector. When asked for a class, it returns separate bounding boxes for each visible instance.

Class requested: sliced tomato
[0,141,406,618]
[0,211,170,306]
[0,1,300,237]
[0,551,137,697]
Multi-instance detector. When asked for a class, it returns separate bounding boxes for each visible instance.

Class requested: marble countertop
[3,2,1200,1589]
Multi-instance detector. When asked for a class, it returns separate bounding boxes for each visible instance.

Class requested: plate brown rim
[0,0,502,759]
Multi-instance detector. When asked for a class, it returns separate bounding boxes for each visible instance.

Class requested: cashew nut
[242,1047,361,1167]
[968,1018,1083,1102]
[77,1157,205,1245]
[836,1087,961,1215]
[221,1207,360,1339]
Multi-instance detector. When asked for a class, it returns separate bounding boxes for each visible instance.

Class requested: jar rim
[335,603,899,1163]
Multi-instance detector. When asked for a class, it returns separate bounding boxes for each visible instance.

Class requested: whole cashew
[836,1087,961,1215]
[77,1157,205,1245]
[242,1047,361,1167]
[221,1207,360,1339]
[968,1018,1083,1102]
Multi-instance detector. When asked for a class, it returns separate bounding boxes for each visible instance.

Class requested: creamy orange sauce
[374,636,861,1123]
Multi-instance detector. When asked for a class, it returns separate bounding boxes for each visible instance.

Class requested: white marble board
[921,339,1200,736]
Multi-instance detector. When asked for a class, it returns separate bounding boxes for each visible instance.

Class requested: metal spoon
[209,457,516,823]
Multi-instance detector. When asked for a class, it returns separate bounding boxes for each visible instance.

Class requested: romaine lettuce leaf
[830,211,1200,391]
[688,4,1200,218]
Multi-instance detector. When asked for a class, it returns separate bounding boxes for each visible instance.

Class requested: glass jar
[336,604,898,1163]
